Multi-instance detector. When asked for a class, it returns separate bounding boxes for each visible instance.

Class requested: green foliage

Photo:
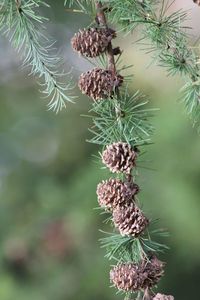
[0,0,75,112]
[86,88,155,147]
[181,80,200,133]
[64,0,95,16]
[94,0,200,131]
[105,0,158,29]
[100,232,144,263]
[100,228,169,264]
[99,213,170,262]
[158,36,198,77]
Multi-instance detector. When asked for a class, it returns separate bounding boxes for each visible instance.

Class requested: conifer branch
[119,1,199,130]
[82,0,200,131]
[0,0,75,112]
[2,1,195,299]
[70,1,173,299]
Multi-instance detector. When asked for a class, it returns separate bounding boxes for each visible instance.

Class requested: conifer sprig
[102,0,200,130]
[87,89,155,146]
[0,0,75,112]
[68,0,200,131]
[100,229,169,263]
[70,0,172,298]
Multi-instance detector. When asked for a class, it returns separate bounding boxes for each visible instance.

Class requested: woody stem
[94,1,134,183]
[95,1,116,73]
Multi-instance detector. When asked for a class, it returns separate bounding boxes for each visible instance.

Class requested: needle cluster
[0,0,75,112]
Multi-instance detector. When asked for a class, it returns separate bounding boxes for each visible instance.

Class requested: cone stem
[95,1,134,184]
[95,1,116,74]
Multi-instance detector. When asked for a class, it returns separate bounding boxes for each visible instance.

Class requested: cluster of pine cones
[71,24,173,300]
[71,27,123,100]
[98,141,173,296]
[97,142,149,237]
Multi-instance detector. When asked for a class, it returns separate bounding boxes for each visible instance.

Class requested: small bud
[113,47,122,55]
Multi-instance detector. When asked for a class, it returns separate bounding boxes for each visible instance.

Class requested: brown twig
[95,1,116,74]
[15,0,21,8]
[95,2,135,186]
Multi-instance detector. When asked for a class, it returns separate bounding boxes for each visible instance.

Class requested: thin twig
[95,1,116,73]
[94,1,134,183]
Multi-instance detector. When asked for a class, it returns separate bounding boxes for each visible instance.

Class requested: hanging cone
[110,256,164,292]
[96,178,139,210]
[153,294,174,300]
[78,68,123,100]
[143,256,165,288]
[71,27,116,57]
[102,142,138,174]
[110,262,146,292]
[112,202,148,237]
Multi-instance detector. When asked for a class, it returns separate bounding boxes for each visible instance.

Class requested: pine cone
[96,178,139,210]
[153,294,174,300]
[193,0,200,6]
[112,202,148,237]
[110,256,164,292]
[71,27,116,57]
[102,142,138,174]
[110,263,146,292]
[143,256,165,288]
[78,68,123,100]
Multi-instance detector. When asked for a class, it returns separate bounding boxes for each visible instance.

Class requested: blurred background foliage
[0,1,200,300]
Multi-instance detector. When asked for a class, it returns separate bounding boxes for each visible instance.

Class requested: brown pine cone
[96,178,139,210]
[102,142,138,174]
[193,0,200,6]
[110,263,146,292]
[142,256,165,288]
[110,256,164,292]
[78,68,123,100]
[112,202,148,237]
[71,27,116,57]
[153,294,174,300]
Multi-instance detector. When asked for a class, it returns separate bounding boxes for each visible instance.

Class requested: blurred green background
[0,1,200,299]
